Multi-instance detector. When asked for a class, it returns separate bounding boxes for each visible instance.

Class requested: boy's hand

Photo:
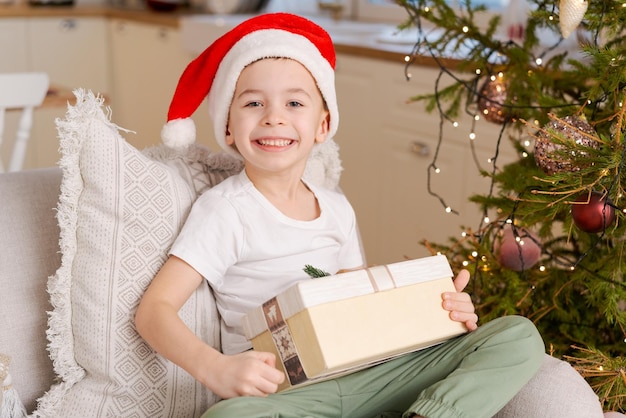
[206,351,285,399]
[442,269,478,331]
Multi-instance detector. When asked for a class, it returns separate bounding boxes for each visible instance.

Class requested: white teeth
[257,139,293,146]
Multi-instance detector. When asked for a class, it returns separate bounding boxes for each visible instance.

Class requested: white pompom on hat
[161,13,339,156]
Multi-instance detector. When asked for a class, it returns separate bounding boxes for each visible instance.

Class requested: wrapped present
[242,255,468,391]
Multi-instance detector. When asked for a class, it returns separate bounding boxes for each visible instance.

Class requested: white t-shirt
[170,170,365,354]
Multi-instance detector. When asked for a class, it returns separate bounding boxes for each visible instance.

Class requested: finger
[256,350,277,367]
[442,293,474,313]
[453,269,470,292]
[450,311,479,330]
[255,352,285,385]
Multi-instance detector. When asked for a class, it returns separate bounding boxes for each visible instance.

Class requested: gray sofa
[0,166,609,417]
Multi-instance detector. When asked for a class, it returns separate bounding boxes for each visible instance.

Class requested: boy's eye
[245,101,262,107]
[287,101,303,107]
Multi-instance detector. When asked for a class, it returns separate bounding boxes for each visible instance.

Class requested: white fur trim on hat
[207,28,339,155]
[161,117,196,149]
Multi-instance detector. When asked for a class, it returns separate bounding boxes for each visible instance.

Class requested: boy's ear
[225,126,234,145]
[315,112,330,144]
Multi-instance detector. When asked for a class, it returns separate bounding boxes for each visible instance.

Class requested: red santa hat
[161,13,339,155]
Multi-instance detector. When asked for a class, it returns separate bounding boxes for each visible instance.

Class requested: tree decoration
[496,225,542,271]
[571,191,616,233]
[533,114,600,175]
[397,0,626,410]
[559,0,589,39]
[477,75,510,125]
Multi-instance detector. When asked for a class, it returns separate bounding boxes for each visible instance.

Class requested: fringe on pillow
[0,354,27,418]
[32,90,121,417]
[1,375,27,418]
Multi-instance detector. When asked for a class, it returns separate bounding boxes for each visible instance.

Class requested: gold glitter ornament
[477,77,510,124]
[533,114,599,175]
[559,0,588,39]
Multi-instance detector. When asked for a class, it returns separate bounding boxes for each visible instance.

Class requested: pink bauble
[496,226,542,271]
[571,192,616,233]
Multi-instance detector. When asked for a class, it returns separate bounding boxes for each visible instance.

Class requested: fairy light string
[398,1,626,389]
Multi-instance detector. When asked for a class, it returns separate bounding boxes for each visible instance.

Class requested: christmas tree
[396,0,625,411]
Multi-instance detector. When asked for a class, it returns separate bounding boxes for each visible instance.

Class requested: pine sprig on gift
[303,265,331,278]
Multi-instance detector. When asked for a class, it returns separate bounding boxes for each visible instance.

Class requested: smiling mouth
[256,138,295,147]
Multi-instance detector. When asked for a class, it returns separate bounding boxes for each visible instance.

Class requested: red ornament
[496,225,542,271]
[571,192,616,233]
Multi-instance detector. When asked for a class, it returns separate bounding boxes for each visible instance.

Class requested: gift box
[242,255,468,391]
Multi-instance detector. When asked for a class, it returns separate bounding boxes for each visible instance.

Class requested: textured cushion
[34,90,241,417]
[34,89,341,417]
[0,167,61,412]
[495,354,604,418]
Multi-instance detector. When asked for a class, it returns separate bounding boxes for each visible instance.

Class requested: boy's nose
[262,105,285,125]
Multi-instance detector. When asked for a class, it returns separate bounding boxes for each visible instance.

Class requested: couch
[0,91,612,417]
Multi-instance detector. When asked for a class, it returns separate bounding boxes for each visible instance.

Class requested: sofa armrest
[495,353,604,418]
[0,167,62,412]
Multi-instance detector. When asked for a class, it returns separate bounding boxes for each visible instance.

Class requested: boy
[135,13,544,418]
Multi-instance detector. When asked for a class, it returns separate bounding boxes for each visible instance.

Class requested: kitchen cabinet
[28,17,110,94]
[0,16,110,170]
[0,19,29,73]
[108,19,215,151]
[335,54,519,264]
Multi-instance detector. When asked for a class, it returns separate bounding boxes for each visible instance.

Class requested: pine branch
[303,265,331,278]
[565,346,626,412]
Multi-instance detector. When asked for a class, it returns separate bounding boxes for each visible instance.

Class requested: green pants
[203,316,544,418]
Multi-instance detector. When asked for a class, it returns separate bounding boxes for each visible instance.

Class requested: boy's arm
[135,255,284,399]
[442,269,479,331]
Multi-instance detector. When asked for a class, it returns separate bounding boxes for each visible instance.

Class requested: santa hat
[162,13,339,155]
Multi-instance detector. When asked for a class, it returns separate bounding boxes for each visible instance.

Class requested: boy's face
[225,58,330,177]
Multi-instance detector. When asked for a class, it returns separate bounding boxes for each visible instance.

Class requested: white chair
[0,72,50,173]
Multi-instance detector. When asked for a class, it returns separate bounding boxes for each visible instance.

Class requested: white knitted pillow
[34,90,238,417]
